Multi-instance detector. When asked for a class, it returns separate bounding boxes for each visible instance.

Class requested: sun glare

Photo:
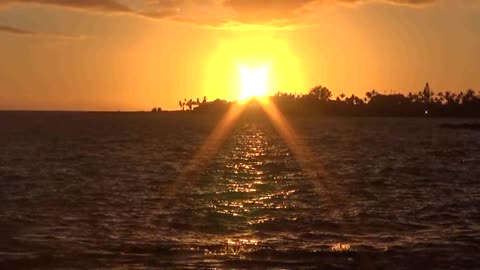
[204,36,305,102]
[239,66,269,101]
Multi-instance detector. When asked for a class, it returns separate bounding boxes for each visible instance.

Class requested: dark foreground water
[1,112,479,269]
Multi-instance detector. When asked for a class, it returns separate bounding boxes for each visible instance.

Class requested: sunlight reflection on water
[204,238,260,258]
[194,126,307,260]
[207,127,297,219]
[331,243,352,252]
[2,114,480,268]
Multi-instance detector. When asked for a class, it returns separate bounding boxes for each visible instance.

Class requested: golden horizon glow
[239,66,269,101]
[204,36,305,103]
[1,2,479,110]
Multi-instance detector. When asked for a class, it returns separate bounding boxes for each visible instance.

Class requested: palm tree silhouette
[309,85,332,101]
[463,89,476,104]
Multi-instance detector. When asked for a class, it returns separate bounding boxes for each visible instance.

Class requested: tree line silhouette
[172,82,480,117]
[271,83,480,117]
[178,96,208,111]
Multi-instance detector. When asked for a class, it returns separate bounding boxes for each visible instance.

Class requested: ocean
[1,112,479,269]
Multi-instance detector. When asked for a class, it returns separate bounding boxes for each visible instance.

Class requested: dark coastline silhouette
[173,83,480,118]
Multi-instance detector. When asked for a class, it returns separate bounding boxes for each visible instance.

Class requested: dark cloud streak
[216,0,441,26]
[0,24,33,34]
[0,23,86,39]
[0,0,133,13]
[0,0,177,19]
[0,0,443,29]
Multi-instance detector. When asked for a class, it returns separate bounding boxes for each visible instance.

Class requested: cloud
[0,0,133,13]
[0,24,33,34]
[0,0,443,30]
[0,0,179,18]
[0,23,86,39]
[222,0,317,22]
[381,0,436,6]
[191,0,441,27]
[222,0,438,20]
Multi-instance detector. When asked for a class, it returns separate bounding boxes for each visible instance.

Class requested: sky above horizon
[0,0,479,110]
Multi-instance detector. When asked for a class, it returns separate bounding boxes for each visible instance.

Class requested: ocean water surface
[0,112,479,269]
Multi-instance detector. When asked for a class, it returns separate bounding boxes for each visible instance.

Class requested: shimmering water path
[1,112,479,269]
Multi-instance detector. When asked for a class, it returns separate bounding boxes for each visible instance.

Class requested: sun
[204,36,305,102]
[239,66,269,101]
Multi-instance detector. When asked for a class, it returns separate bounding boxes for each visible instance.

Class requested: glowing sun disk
[239,66,268,101]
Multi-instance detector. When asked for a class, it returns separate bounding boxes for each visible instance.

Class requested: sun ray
[159,103,246,207]
[259,100,376,266]
[156,98,374,267]
[259,101,346,205]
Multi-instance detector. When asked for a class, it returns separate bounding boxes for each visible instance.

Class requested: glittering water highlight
[1,112,479,269]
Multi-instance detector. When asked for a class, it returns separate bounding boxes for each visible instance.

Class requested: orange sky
[0,0,479,110]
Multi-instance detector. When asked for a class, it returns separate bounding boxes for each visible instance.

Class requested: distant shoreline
[1,110,480,119]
